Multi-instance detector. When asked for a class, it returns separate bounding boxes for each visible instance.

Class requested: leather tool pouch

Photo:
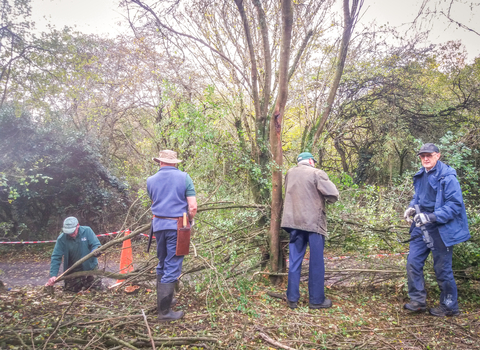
[176,217,191,256]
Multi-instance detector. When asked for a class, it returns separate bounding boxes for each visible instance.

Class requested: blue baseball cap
[417,143,440,155]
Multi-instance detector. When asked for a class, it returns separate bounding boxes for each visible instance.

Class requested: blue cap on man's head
[297,152,317,163]
[62,217,79,234]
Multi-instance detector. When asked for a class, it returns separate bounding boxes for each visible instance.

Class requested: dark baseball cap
[417,143,439,155]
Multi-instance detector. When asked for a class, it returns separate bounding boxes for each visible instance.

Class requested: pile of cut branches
[1,276,479,349]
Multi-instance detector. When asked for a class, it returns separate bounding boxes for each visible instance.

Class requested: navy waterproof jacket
[409,160,470,246]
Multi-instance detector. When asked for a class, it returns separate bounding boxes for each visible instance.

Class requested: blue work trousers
[155,229,184,283]
[287,229,326,304]
[407,223,458,310]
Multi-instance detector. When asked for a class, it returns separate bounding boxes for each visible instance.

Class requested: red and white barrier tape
[1,232,406,261]
[140,233,155,239]
[0,230,131,244]
[96,230,130,237]
[0,240,59,244]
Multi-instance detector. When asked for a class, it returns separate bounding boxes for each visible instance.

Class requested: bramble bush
[0,104,128,239]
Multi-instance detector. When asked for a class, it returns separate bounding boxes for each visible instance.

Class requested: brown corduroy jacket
[281,163,339,235]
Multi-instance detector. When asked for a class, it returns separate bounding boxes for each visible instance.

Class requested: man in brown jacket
[281,152,339,309]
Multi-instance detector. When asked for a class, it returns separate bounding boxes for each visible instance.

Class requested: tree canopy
[0,0,479,270]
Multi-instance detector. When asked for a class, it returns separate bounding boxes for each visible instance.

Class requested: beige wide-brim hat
[153,150,182,164]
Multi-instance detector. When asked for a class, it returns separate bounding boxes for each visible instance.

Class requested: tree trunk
[310,0,363,147]
[394,144,408,177]
[334,136,349,172]
[269,0,293,282]
[234,0,262,154]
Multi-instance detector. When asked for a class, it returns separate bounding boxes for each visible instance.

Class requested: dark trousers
[155,229,184,283]
[287,229,326,304]
[63,271,101,292]
[407,224,458,310]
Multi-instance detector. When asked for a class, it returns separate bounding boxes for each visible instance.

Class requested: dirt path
[0,261,51,287]
[0,259,121,288]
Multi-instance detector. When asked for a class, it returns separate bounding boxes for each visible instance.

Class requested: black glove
[414,213,437,227]
[92,249,102,258]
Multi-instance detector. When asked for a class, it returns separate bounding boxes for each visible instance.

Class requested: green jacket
[49,226,101,277]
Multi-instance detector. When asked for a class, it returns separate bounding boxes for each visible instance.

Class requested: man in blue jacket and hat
[147,149,197,322]
[403,143,470,316]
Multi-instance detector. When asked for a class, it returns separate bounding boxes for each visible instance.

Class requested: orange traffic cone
[116,238,134,284]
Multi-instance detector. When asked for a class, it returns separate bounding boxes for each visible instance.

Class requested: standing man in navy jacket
[147,150,197,321]
[403,143,470,316]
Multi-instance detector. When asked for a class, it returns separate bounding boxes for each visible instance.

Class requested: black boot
[429,305,459,317]
[404,301,427,312]
[156,275,176,306]
[309,298,332,309]
[157,282,184,322]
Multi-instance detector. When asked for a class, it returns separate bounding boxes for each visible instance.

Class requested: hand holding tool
[414,205,434,250]
[404,207,416,223]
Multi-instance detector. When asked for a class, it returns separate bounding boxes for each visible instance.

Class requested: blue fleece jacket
[147,166,193,231]
[409,160,470,246]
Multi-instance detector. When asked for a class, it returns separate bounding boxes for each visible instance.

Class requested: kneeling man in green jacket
[45,217,102,292]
